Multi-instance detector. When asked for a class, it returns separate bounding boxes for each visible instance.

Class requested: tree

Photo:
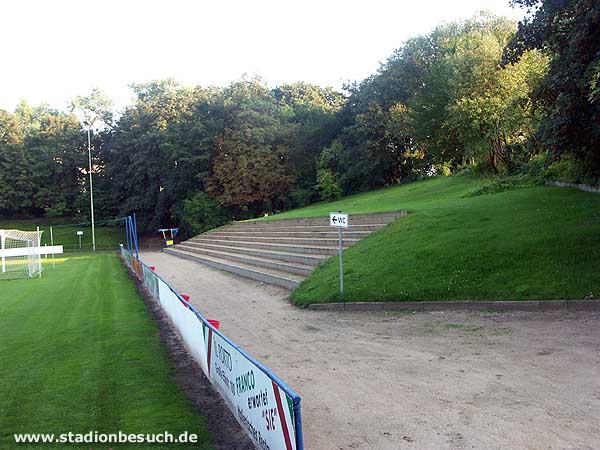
[272,82,345,206]
[23,107,88,216]
[0,109,31,216]
[71,88,113,132]
[206,79,295,215]
[409,15,522,169]
[504,0,600,178]
[0,103,90,218]
[107,80,199,231]
[444,21,548,172]
[315,140,342,201]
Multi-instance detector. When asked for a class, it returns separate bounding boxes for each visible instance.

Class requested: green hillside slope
[262,175,600,305]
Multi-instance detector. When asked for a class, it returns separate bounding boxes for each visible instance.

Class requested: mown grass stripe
[0,253,212,450]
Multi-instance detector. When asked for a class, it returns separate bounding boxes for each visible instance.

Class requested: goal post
[0,229,43,280]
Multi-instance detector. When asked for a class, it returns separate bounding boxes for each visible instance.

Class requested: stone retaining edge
[546,181,600,193]
[308,299,600,312]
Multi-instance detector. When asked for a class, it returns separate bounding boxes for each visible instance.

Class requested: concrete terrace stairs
[164,211,406,289]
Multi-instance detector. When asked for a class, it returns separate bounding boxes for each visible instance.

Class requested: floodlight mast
[87,119,96,253]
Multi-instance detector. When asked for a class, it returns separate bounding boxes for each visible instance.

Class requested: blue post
[133,213,139,259]
[294,398,304,450]
[128,216,134,256]
[125,216,131,254]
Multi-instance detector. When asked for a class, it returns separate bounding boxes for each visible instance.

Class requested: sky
[0,0,526,113]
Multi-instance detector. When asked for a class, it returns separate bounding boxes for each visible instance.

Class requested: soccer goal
[0,229,43,280]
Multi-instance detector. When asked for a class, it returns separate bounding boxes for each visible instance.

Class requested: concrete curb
[308,299,600,312]
[546,181,600,194]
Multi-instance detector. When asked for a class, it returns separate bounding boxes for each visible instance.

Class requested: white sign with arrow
[330,212,349,228]
[330,212,349,295]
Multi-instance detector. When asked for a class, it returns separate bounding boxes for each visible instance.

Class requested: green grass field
[268,174,600,305]
[0,254,211,449]
[0,218,126,252]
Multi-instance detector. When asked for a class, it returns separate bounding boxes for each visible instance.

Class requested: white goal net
[0,229,43,280]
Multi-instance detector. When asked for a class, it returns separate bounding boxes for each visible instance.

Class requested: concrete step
[231,219,396,228]
[164,247,304,289]
[230,211,406,228]
[215,224,389,232]
[206,230,373,239]
[191,235,359,247]
[186,238,339,255]
[166,210,408,289]
[176,244,314,276]
[180,241,328,266]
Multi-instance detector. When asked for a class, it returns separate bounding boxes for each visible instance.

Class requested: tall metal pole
[338,227,344,296]
[36,226,42,277]
[87,126,96,252]
[50,226,55,269]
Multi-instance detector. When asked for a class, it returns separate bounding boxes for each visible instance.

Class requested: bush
[474,158,501,177]
[44,201,67,218]
[315,169,342,201]
[178,192,230,237]
[543,156,588,183]
[467,152,598,197]
[467,174,536,197]
[433,162,453,177]
[523,152,549,182]
[288,188,318,209]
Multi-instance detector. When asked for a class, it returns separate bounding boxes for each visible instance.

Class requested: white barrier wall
[157,279,209,376]
[209,330,298,450]
[0,245,63,257]
[121,247,303,450]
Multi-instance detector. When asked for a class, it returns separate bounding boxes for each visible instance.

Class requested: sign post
[330,212,349,296]
[77,230,83,250]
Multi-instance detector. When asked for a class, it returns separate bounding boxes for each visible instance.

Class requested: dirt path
[141,251,600,450]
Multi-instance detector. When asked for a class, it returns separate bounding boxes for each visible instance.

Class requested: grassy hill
[262,174,600,305]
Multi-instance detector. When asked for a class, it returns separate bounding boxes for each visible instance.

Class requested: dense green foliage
[330,14,548,192]
[504,0,600,179]
[105,79,343,231]
[0,5,597,233]
[285,175,600,304]
[178,193,230,237]
[0,103,92,217]
[0,254,211,449]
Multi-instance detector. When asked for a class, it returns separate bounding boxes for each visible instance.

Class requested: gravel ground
[141,251,600,450]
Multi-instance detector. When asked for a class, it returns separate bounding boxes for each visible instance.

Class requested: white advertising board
[158,277,209,375]
[208,330,297,450]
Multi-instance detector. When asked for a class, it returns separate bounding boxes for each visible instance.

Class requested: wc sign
[330,212,349,228]
[330,212,349,295]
